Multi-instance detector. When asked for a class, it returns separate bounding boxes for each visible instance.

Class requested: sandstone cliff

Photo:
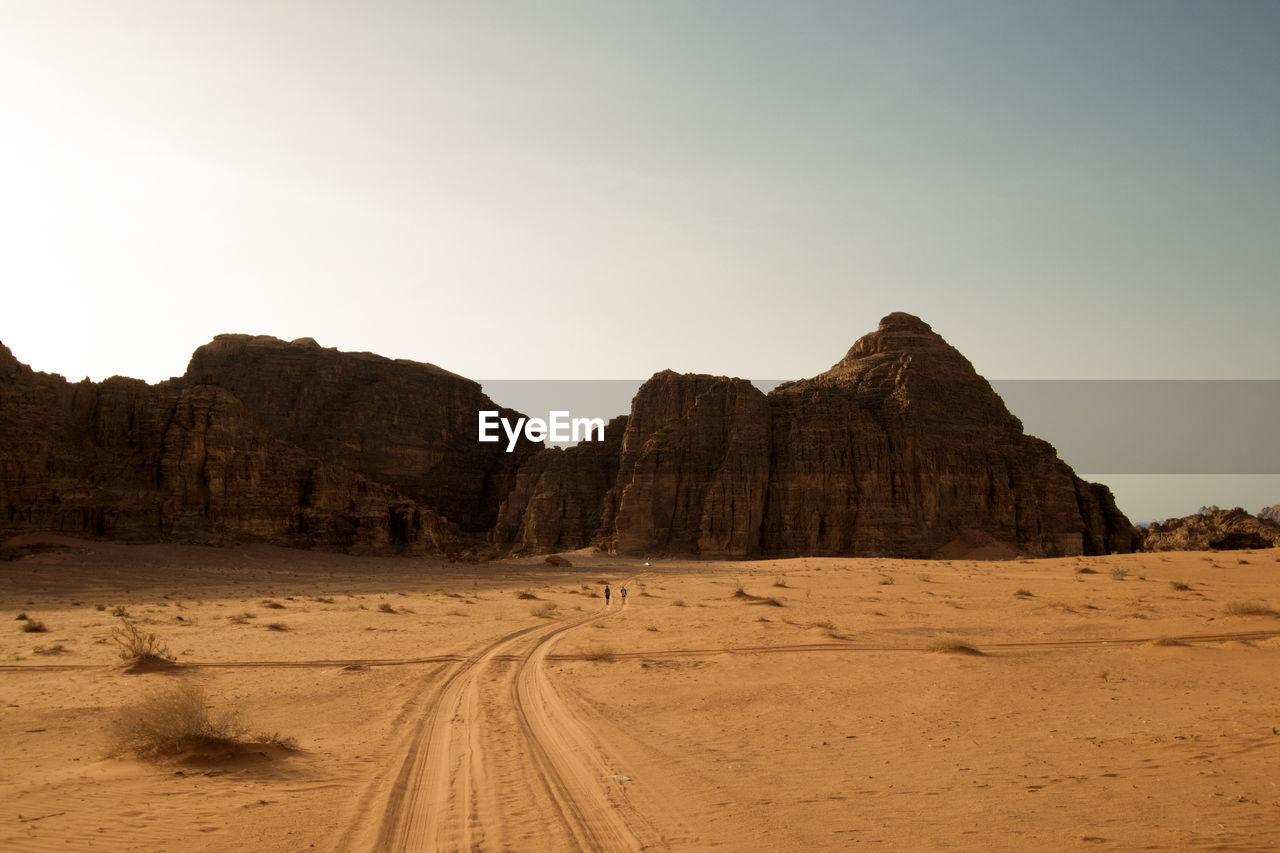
[1141,507,1280,551]
[2,315,1138,558]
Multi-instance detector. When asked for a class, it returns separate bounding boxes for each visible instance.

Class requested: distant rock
[544,555,572,567]
[1141,507,1280,551]
[0,315,1138,559]
[1258,504,1280,524]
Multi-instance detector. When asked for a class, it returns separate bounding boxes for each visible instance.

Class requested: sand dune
[3,538,1279,850]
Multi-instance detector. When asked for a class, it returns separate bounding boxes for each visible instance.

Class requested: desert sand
[3,536,1279,851]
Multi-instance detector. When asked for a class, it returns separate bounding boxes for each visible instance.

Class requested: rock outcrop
[1141,507,1280,551]
[1258,504,1280,525]
[0,337,523,554]
[2,314,1139,558]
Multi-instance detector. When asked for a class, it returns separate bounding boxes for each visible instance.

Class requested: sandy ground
[2,536,1279,852]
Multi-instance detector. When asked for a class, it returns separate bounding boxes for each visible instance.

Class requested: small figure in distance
[620,586,628,604]
[604,585,611,606]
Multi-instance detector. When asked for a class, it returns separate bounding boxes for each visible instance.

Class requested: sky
[1,1,1277,521]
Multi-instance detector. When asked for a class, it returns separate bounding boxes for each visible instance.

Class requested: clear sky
[2,1,1277,521]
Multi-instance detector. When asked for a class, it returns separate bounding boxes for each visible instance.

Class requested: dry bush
[773,576,789,588]
[925,639,985,656]
[378,602,398,614]
[878,576,896,585]
[1075,567,1097,575]
[262,600,286,609]
[516,591,540,600]
[531,602,559,619]
[15,612,28,621]
[112,619,174,663]
[1110,567,1130,581]
[1014,588,1034,597]
[1169,581,1192,591]
[111,681,296,757]
[582,644,616,663]
[264,622,290,631]
[111,605,129,617]
[20,619,47,633]
[1223,601,1279,617]
[33,644,69,655]
[671,600,688,607]
[748,597,785,607]
[313,596,335,604]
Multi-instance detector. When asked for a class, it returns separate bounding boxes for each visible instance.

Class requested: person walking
[604,585,611,606]
[620,586,628,604]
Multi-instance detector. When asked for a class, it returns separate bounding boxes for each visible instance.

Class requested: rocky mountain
[1258,504,1280,525]
[1140,507,1280,551]
[1,315,1138,558]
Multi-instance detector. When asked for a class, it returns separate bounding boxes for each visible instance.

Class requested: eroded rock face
[182,335,538,533]
[0,339,498,554]
[1258,504,1280,525]
[1,315,1138,558]
[492,416,627,554]
[1141,508,1280,551]
[517,314,1131,558]
[596,373,771,558]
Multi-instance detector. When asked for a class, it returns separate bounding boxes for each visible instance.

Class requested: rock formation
[1141,507,1280,551]
[2,315,1139,558]
[554,313,1131,558]
[1258,504,1280,525]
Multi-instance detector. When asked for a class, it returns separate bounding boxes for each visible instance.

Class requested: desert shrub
[1169,581,1191,591]
[1109,567,1129,581]
[531,602,559,619]
[671,600,687,607]
[773,576,789,588]
[262,600,286,609]
[15,612,28,621]
[111,681,295,757]
[313,596,335,604]
[1075,567,1097,575]
[111,605,129,617]
[516,591,540,600]
[749,597,785,607]
[33,644,68,655]
[264,622,290,631]
[21,619,48,633]
[1014,588,1034,597]
[378,602,398,614]
[1223,601,1278,617]
[926,639,984,655]
[582,644,616,662]
[112,619,173,663]
[95,604,107,612]
[879,576,895,586]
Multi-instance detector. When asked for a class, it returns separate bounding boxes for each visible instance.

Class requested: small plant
[879,575,895,585]
[15,612,27,621]
[262,600,286,609]
[1169,581,1191,592]
[378,602,398,614]
[582,644,616,663]
[531,602,559,619]
[111,605,129,617]
[313,596,335,604]
[110,681,296,757]
[1223,601,1278,617]
[773,576,789,588]
[926,639,984,656]
[1109,567,1129,581]
[646,625,659,631]
[1014,588,1034,597]
[21,619,48,633]
[1076,567,1097,575]
[749,597,785,607]
[32,644,68,655]
[516,591,540,600]
[671,600,687,607]
[264,622,290,631]
[95,604,107,612]
[112,619,173,663]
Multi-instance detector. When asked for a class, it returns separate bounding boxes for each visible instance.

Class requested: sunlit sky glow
[2,1,1277,521]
